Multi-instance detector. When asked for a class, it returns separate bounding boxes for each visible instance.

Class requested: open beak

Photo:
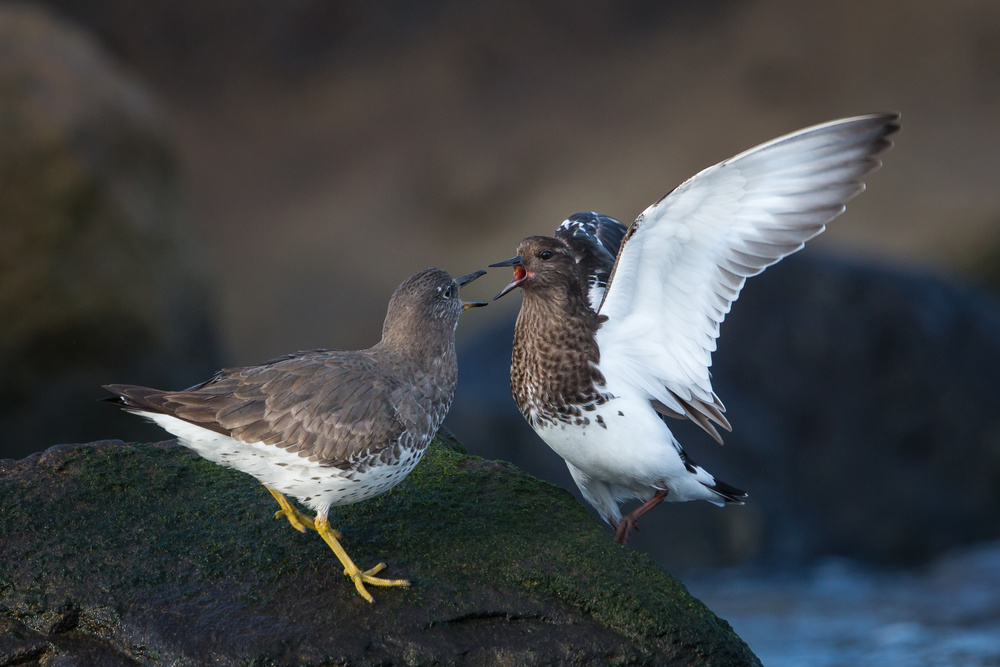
[454,270,488,310]
[488,256,527,300]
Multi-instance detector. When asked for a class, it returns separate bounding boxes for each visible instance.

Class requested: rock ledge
[0,437,759,666]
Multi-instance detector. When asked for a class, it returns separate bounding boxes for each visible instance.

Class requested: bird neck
[377,316,457,369]
[519,276,595,328]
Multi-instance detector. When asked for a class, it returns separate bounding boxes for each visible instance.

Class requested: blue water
[683,541,1000,667]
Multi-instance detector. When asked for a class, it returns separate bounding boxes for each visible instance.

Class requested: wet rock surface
[0,437,759,666]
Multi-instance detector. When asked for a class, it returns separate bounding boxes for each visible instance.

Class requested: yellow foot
[314,516,409,603]
[346,563,410,603]
[264,486,317,533]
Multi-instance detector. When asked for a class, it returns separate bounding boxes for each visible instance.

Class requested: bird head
[380,268,486,349]
[490,236,577,300]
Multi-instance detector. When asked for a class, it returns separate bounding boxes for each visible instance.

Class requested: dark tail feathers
[708,477,748,504]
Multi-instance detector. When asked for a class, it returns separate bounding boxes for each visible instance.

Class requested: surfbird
[490,113,899,545]
[105,268,486,601]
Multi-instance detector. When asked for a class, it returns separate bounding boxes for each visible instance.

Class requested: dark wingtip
[101,384,126,405]
[100,384,163,412]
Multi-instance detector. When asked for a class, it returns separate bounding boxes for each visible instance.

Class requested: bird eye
[442,285,455,299]
[539,249,554,260]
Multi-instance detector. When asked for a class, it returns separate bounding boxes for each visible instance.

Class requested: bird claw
[273,506,319,534]
[347,563,410,602]
[614,489,667,545]
[266,487,318,533]
[273,508,307,533]
[614,517,639,545]
[362,562,387,577]
[313,516,408,603]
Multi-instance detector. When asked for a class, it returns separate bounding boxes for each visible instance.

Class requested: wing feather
[555,212,630,311]
[596,113,899,441]
[108,351,411,466]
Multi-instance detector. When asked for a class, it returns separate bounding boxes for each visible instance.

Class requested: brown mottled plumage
[506,237,609,429]
[105,267,486,602]
[107,351,432,470]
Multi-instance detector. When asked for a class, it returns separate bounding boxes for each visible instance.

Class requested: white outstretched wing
[596,113,899,442]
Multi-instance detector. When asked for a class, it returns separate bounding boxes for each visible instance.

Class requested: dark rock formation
[0,436,759,666]
[0,5,222,459]
[449,254,1000,569]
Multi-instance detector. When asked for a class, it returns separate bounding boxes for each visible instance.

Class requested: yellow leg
[314,515,410,603]
[264,486,320,534]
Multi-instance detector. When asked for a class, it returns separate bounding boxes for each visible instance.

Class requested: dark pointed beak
[454,269,488,310]
[489,255,527,300]
[489,256,522,268]
[455,270,486,287]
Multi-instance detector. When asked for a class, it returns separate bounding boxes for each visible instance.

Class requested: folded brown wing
[106,350,408,467]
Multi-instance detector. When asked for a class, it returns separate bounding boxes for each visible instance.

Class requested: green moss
[0,443,301,608]
[323,439,724,642]
[0,438,758,665]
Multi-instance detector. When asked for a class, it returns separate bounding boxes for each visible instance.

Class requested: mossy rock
[0,436,760,666]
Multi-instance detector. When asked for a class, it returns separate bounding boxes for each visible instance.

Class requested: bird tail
[704,476,747,505]
[676,445,747,506]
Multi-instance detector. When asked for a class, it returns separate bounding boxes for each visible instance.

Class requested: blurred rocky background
[0,4,221,456]
[2,0,999,587]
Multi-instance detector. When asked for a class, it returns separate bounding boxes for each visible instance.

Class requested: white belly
[532,395,685,489]
[534,396,726,505]
[143,412,423,516]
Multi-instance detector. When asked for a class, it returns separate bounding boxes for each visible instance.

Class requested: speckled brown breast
[510,290,610,428]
